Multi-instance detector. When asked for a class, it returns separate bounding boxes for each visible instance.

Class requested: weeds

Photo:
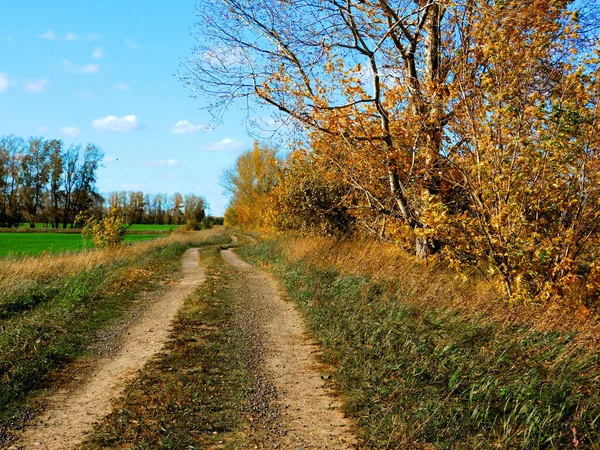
[240,238,600,449]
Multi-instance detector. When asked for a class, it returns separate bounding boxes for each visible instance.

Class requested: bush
[81,209,129,247]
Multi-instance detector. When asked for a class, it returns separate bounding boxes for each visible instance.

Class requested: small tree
[81,208,129,248]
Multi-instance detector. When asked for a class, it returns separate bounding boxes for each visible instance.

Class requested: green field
[0,233,161,257]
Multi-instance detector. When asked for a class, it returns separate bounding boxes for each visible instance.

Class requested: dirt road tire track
[222,248,357,449]
[11,248,205,450]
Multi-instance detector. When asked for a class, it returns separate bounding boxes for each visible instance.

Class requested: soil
[10,248,205,450]
[222,249,357,449]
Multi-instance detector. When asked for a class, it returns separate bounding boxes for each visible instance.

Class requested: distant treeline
[0,135,221,229]
[0,135,103,229]
[104,191,222,228]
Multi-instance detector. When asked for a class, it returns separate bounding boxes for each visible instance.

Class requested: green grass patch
[83,246,252,449]
[239,240,600,449]
[0,233,162,257]
[0,232,232,447]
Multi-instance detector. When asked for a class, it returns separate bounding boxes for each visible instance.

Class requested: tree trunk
[415,235,439,259]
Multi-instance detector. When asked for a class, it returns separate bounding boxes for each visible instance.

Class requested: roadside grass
[239,238,600,449]
[0,232,161,257]
[82,245,253,449]
[127,224,180,232]
[0,229,231,447]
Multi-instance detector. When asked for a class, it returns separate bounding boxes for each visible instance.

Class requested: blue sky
[0,0,260,215]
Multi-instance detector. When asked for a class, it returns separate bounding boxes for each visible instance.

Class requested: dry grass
[0,228,223,293]
[278,235,600,344]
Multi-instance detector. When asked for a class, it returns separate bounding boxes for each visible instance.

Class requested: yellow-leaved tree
[222,142,281,231]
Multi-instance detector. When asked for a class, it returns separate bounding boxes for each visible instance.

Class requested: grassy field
[239,237,600,449]
[0,229,231,448]
[0,233,161,257]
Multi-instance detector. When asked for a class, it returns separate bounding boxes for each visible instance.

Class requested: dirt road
[222,249,356,449]
[10,245,356,449]
[12,248,205,450]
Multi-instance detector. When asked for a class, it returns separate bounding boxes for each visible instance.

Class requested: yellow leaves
[81,207,128,248]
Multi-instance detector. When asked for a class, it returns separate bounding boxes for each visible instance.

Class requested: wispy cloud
[113,83,129,91]
[200,138,245,151]
[144,159,179,167]
[60,127,80,137]
[63,60,99,74]
[0,73,11,92]
[23,78,48,94]
[39,30,77,41]
[92,48,105,60]
[92,115,142,132]
[36,126,49,133]
[38,30,99,42]
[170,120,209,134]
[124,37,141,50]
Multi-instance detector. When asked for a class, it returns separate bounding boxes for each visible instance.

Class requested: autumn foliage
[81,208,129,248]
[191,1,600,305]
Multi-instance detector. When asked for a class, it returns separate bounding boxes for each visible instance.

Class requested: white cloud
[92,115,142,132]
[92,48,105,60]
[24,78,48,93]
[0,73,10,92]
[60,127,80,137]
[63,60,99,74]
[38,30,99,42]
[102,156,115,163]
[144,159,179,167]
[36,126,49,133]
[38,30,58,40]
[170,120,208,134]
[113,83,129,91]
[38,30,77,41]
[203,45,246,68]
[124,38,141,50]
[123,183,142,190]
[200,138,245,151]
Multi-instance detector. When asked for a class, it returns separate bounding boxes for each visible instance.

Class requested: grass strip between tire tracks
[238,239,600,449]
[82,245,253,449]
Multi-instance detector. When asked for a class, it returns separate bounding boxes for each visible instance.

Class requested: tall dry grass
[0,228,223,293]
[279,235,600,344]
